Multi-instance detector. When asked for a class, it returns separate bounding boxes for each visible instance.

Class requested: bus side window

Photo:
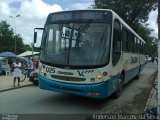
[122,27,127,51]
[112,19,121,66]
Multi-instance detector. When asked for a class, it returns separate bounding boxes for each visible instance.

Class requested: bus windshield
[41,22,111,67]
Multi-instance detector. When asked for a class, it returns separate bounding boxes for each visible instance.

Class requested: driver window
[112,19,121,66]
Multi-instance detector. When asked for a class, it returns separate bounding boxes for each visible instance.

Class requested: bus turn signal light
[103,72,108,76]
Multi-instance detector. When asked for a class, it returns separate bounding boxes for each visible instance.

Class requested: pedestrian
[13,58,22,87]
[32,58,36,69]
[155,57,158,64]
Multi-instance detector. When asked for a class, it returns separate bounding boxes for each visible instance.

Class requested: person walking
[155,57,158,64]
[13,59,22,87]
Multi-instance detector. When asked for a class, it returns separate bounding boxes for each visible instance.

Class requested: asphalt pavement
[0,74,32,92]
[0,63,158,114]
[144,76,158,110]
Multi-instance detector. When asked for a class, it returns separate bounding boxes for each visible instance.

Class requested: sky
[0,0,158,46]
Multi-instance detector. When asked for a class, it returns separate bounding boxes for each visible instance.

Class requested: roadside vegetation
[0,0,158,56]
[0,20,31,54]
[92,0,158,56]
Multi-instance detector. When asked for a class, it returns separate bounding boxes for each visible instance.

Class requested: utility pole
[9,15,20,54]
[158,0,160,119]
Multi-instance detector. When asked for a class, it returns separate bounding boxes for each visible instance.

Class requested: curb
[144,76,157,111]
[0,83,33,93]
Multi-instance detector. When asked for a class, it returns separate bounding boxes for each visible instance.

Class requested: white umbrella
[17,51,39,57]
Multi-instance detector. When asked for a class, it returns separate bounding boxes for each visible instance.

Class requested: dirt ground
[131,72,157,114]
[100,63,158,115]
[85,64,158,120]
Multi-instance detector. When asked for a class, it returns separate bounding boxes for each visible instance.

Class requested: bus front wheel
[112,74,124,98]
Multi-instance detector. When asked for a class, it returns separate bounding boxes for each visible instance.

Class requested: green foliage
[94,0,158,25]
[93,0,158,56]
[0,20,31,54]
[136,24,158,56]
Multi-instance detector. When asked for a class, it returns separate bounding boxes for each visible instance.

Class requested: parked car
[146,57,152,62]
[0,60,11,75]
[29,69,39,85]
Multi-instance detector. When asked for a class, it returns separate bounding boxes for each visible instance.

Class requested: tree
[0,20,14,52]
[92,0,158,55]
[94,0,157,26]
[137,24,158,56]
[0,20,31,54]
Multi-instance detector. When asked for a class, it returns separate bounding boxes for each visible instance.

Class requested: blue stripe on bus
[39,74,120,99]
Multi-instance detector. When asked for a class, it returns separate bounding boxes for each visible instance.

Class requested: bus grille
[51,75,86,82]
[49,85,84,93]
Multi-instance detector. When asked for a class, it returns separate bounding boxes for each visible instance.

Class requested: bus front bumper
[39,75,115,99]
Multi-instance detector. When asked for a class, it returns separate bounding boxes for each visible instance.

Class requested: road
[101,63,157,114]
[0,63,157,120]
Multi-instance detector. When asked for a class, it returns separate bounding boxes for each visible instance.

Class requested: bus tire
[112,74,124,98]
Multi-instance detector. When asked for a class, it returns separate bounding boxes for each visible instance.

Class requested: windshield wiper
[66,23,75,65]
[75,23,90,48]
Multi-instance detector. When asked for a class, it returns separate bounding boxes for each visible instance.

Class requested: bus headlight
[41,69,45,74]
[96,74,102,80]
[40,69,47,77]
[90,78,95,82]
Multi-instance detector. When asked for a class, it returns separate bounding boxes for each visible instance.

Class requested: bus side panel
[38,75,119,99]
[140,54,146,71]
[121,53,145,83]
[141,63,145,71]
[124,66,139,82]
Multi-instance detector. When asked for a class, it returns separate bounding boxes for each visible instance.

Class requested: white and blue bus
[34,9,146,99]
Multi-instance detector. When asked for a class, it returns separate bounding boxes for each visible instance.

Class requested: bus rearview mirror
[34,32,37,43]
